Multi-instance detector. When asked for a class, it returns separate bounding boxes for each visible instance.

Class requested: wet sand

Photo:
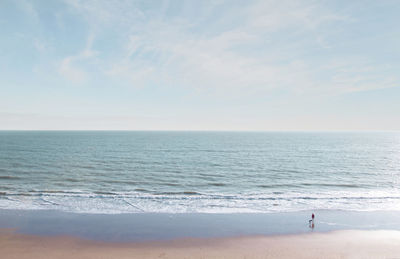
[2,210,400,242]
[1,229,400,259]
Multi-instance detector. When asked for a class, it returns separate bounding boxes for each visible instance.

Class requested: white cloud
[59,56,87,83]
[58,34,97,83]
[62,0,398,96]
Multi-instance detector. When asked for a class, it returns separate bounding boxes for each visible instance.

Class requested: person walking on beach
[309,213,315,229]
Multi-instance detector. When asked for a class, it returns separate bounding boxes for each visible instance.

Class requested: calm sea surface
[0,131,399,213]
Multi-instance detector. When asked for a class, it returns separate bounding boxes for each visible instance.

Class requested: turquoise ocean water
[0,131,399,214]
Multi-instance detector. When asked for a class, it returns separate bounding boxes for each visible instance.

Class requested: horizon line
[0,129,399,133]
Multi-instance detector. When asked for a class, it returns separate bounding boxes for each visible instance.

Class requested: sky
[0,0,399,131]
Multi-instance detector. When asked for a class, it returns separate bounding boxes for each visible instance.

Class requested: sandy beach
[2,210,400,258]
[1,229,400,259]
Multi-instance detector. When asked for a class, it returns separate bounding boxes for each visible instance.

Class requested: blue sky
[0,0,399,130]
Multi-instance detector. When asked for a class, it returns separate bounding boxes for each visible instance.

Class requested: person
[309,213,315,229]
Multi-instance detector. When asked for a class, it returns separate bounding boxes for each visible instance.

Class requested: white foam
[2,189,400,214]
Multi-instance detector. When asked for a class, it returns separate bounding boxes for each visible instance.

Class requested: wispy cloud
[59,0,397,97]
[58,33,97,83]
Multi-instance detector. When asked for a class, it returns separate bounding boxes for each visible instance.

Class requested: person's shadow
[308,219,314,230]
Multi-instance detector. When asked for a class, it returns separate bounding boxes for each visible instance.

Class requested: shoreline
[1,209,400,241]
[2,209,400,258]
[0,209,318,241]
[1,228,400,258]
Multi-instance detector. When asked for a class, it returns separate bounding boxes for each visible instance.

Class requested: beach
[1,209,400,258]
[2,229,400,259]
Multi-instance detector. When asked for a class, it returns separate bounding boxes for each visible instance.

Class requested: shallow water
[1,209,400,241]
[0,131,399,213]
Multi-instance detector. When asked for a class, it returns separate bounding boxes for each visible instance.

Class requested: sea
[0,131,399,214]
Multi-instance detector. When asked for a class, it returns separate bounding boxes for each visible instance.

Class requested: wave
[134,188,150,192]
[208,183,226,187]
[155,191,201,195]
[2,189,400,214]
[29,190,83,194]
[257,183,362,188]
[63,178,81,182]
[301,183,360,188]
[3,189,400,200]
[0,175,21,180]
[162,182,181,187]
[103,179,140,185]
[198,173,226,178]
[258,184,300,188]
[93,191,118,195]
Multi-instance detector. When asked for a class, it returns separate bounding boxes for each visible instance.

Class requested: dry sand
[1,228,400,258]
